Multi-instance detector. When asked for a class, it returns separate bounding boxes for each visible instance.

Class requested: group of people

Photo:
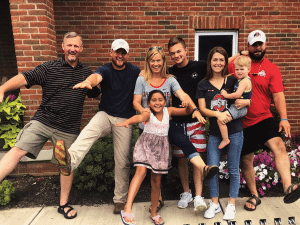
[0,29,299,225]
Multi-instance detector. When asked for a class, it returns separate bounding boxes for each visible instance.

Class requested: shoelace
[180,192,190,200]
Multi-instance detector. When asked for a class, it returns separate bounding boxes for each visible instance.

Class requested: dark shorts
[241,117,282,156]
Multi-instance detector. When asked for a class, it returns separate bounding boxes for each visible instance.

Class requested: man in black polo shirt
[0,32,100,219]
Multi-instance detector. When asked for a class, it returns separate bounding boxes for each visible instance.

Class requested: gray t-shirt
[134,76,181,129]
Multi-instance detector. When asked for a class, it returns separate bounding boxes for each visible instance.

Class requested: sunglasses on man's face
[148,46,163,51]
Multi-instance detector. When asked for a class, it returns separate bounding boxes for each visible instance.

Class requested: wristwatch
[192,107,200,113]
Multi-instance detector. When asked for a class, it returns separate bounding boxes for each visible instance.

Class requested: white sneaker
[223,202,236,221]
[177,190,193,208]
[194,196,207,212]
[204,200,221,219]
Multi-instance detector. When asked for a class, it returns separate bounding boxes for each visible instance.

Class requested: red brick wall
[4,0,300,176]
[52,0,300,133]
[12,162,59,176]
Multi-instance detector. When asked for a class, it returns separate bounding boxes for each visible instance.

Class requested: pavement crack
[28,205,45,225]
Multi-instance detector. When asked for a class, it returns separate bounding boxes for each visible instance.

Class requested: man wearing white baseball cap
[228,30,299,211]
[59,39,140,214]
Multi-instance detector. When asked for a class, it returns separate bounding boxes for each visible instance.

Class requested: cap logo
[254,32,261,37]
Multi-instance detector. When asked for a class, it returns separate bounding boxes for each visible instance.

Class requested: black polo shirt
[22,57,99,135]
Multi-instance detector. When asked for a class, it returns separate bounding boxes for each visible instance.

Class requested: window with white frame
[194,31,238,61]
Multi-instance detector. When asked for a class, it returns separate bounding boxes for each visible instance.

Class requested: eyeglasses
[148,46,163,51]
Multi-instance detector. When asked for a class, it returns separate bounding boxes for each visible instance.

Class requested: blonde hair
[144,47,170,81]
[234,55,251,69]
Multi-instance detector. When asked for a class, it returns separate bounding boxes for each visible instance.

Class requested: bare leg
[177,157,190,193]
[241,153,259,210]
[265,137,291,191]
[0,147,27,182]
[189,155,206,180]
[123,166,147,223]
[229,197,236,205]
[211,196,219,205]
[193,164,203,196]
[60,171,76,217]
[150,172,163,224]
[217,119,230,149]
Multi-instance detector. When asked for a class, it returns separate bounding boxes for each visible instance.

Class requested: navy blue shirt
[95,63,140,118]
[196,76,243,135]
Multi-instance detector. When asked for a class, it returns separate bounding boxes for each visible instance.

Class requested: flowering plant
[0,94,26,149]
[219,134,300,196]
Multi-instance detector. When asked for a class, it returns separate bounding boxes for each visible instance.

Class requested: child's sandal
[58,202,77,219]
[151,214,164,225]
[120,210,136,225]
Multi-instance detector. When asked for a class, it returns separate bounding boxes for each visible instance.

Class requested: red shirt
[228,57,283,128]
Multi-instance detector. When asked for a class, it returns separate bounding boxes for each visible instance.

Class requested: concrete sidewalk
[0,197,298,225]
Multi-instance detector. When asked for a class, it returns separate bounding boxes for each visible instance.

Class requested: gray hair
[63,32,83,45]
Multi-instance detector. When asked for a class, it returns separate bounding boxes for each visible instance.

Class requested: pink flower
[261,183,265,187]
[260,191,265,196]
[272,181,277,186]
[255,176,259,181]
[8,94,16,101]
[267,184,271,188]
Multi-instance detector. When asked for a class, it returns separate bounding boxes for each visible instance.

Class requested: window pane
[198,35,233,61]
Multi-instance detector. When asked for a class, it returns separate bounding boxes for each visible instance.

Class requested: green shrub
[73,124,139,192]
[0,180,15,205]
[0,94,25,149]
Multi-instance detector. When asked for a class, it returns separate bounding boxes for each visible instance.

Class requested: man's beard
[249,49,266,61]
[112,58,126,68]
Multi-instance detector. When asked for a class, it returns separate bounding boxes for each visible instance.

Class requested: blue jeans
[206,131,243,199]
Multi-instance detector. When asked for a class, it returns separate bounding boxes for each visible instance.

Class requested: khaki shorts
[15,120,78,163]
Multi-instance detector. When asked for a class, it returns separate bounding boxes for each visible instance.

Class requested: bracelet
[280,118,288,121]
[192,107,200,113]
[84,80,91,84]
[239,50,243,56]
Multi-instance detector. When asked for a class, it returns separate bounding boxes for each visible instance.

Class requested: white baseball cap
[248,30,266,45]
[111,39,129,53]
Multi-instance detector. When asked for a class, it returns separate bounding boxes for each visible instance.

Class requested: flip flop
[120,210,136,225]
[151,214,164,225]
[54,140,71,176]
[284,183,300,204]
[244,194,261,211]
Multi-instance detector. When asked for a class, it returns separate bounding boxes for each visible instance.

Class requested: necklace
[252,58,264,76]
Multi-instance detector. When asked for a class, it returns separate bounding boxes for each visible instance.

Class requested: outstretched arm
[116,112,150,128]
[73,73,103,90]
[0,73,28,102]
[168,105,207,124]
